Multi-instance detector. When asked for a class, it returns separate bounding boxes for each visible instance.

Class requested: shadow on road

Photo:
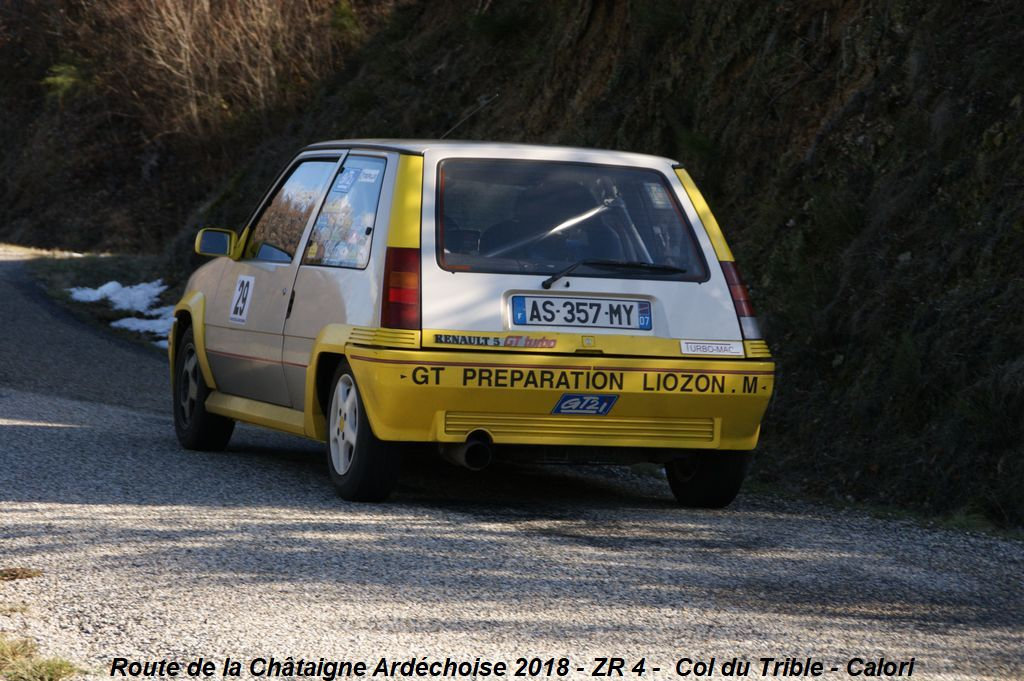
[3,403,1023,642]
[2,246,1023,669]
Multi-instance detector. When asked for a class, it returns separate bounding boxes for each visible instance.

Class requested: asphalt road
[1,245,1021,681]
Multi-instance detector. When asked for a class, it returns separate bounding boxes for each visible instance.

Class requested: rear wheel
[172,326,234,450]
[665,452,752,508]
[325,362,399,502]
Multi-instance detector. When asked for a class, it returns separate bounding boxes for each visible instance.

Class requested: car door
[205,154,342,406]
[282,152,393,408]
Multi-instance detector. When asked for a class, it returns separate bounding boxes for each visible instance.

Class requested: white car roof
[303,139,680,167]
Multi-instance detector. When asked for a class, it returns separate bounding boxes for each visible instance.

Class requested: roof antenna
[440,92,499,140]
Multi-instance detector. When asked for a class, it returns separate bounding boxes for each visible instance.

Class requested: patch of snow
[68,281,121,303]
[145,304,175,319]
[67,279,167,313]
[111,316,174,336]
[68,278,176,346]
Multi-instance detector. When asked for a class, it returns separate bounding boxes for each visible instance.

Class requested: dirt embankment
[1,0,1021,524]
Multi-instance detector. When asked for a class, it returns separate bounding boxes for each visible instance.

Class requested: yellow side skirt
[205,392,308,438]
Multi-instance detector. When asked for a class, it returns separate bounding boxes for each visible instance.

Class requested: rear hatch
[418,151,744,359]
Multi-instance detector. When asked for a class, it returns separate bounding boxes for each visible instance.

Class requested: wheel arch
[303,324,356,441]
[171,291,216,390]
[316,352,345,415]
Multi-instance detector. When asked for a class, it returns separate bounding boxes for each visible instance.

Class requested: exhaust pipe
[441,431,493,471]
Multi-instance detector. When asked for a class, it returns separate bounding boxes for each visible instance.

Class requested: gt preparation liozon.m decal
[169,140,774,506]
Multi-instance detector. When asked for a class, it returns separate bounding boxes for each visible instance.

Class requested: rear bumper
[347,347,774,450]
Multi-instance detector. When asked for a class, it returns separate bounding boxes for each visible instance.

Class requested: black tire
[172,326,234,450]
[325,362,400,502]
[665,452,752,508]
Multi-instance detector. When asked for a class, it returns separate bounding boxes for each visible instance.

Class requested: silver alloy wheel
[179,346,199,426]
[329,374,359,476]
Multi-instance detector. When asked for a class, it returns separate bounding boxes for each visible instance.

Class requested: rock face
[1,0,1021,524]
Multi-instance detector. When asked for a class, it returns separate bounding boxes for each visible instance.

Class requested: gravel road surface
[1,245,1021,680]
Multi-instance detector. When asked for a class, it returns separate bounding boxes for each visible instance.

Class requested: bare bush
[61,0,360,139]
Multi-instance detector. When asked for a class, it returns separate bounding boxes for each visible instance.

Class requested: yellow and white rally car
[169,140,774,506]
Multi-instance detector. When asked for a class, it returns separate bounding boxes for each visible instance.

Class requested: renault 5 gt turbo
[168,139,774,505]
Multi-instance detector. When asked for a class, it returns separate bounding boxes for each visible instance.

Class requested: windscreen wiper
[540,259,687,289]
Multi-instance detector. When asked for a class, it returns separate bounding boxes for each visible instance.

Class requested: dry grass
[0,635,76,681]
[0,603,29,616]
[56,0,361,139]
[0,569,42,582]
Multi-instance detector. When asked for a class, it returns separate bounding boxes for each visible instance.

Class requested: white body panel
[418,145,740,341]
[206,260,296,406]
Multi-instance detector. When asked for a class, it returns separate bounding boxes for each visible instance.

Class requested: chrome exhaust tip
[440,431,493,471]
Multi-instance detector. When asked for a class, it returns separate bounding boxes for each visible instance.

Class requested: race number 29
[229,275,254,324]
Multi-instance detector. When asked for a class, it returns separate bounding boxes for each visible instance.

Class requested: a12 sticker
[229,275,254,324]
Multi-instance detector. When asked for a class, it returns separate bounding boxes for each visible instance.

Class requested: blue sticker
[551,393,618,416]
[637,301,652,330]
[332,168,359,194]
[511,296,527,325]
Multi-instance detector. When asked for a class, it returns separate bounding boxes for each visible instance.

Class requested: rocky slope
[2,0,1021,524]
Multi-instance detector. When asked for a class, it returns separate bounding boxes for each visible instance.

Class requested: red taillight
[720,261,762,339]
[381,247,420,329]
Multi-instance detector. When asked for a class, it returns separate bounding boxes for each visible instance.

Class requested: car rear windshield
[437,159,708,281]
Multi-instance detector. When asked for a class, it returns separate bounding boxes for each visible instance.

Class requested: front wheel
[325,362,400,502]
[665,452,752,508]
[172,326,234,450]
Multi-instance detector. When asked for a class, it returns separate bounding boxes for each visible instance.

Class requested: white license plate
[510,296,652,330]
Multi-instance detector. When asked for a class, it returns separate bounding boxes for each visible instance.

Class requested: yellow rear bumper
[347,347,774,450]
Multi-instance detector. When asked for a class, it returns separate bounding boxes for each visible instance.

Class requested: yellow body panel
[170,291,216,389]
[675,168,734,262]
[192,228,238,258]
[232,226,250,260]
[300,324,422,438]
[205,392,306,437]
[303,324,354,439]
[346,347,774,450]
[744,340,772,358]
[387,154,424,248]
[424,328,763,359]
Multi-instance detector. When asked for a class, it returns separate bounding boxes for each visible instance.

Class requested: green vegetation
[1,0,1021,524]
[40,64,89,107]
[0,635,76,681]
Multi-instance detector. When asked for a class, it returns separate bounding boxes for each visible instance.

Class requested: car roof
[302,139,680,167]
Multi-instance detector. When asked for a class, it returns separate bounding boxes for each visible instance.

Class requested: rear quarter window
[303,155,387,269]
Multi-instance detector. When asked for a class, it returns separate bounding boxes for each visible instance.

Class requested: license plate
[510,295,652,330]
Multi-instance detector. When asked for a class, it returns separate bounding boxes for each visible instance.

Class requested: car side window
[302,155,387,269]
[246,160,337,262]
